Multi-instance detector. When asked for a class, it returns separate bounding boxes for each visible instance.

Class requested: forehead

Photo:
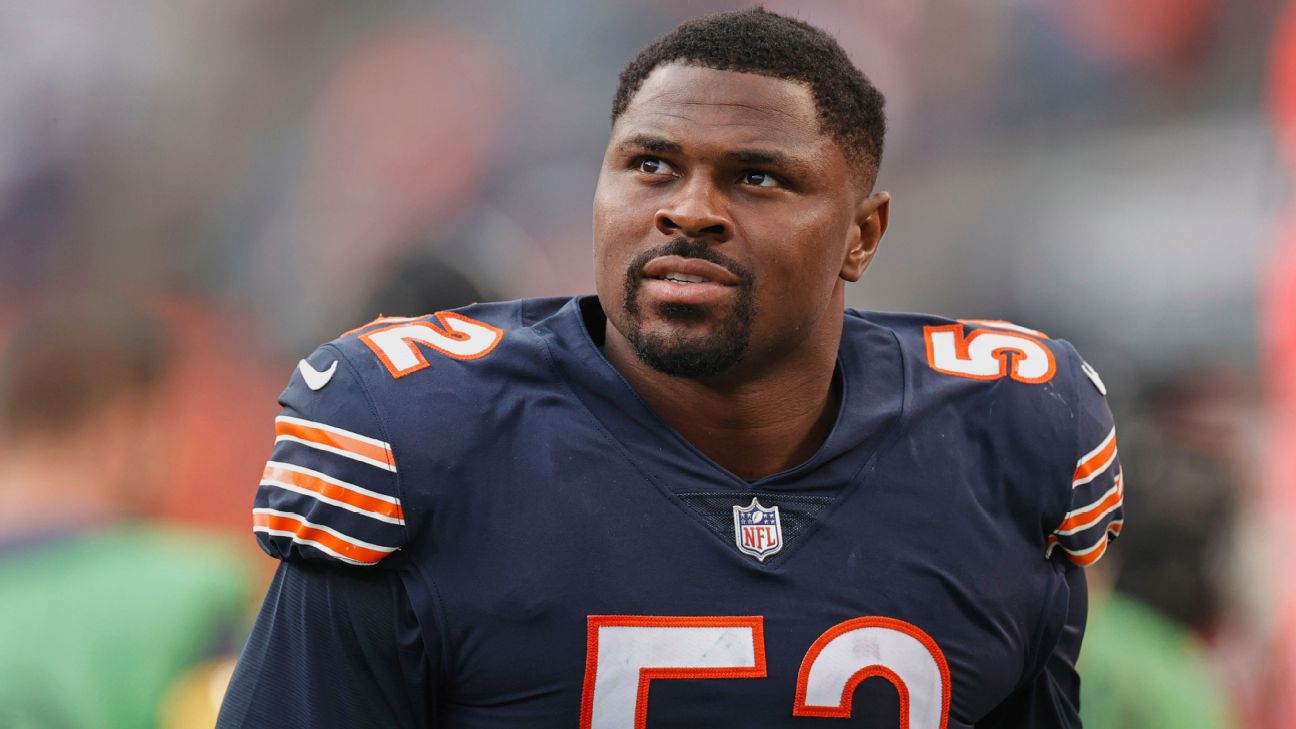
[612,64,832,157]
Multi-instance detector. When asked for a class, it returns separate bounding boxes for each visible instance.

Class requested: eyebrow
[618,134,682,155]
[725,149,811,177]
[617,134,814,178]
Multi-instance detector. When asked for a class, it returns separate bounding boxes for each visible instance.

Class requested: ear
[840,191,890,282]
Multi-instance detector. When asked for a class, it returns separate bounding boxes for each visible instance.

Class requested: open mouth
[660,273,710,284]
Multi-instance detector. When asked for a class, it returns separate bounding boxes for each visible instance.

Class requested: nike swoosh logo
[298,359,338,391]
[1080,359,1107,396]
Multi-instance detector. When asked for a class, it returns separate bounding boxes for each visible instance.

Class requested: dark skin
[593,64,890,480]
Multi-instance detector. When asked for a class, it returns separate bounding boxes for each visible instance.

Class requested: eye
[635,157,677,176]
[741,171,782,188]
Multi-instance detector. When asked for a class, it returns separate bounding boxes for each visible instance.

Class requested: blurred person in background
[359,240,494,323]
[1076,370,1249,728]
[0,298,252,729]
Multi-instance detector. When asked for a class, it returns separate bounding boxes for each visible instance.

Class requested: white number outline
[923,323,1056,384]
[359,311,503,378]
[580,615,950,729]
[579,615,766,729]
[793,616,950,728]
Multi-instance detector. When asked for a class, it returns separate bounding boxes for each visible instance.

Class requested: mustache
[624,237,752,284]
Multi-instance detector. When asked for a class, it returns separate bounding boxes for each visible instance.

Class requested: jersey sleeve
[976,563,1086,728]
[252,344,406,567]
[1046,349,1125,567]
[215,561,433,729]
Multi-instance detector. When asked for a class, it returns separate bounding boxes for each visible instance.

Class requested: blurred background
[0,0,1292,726]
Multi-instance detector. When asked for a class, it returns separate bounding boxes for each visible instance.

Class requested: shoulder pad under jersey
[852,312,1125,566]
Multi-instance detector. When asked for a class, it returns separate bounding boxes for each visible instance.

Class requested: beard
[621,238,755,378]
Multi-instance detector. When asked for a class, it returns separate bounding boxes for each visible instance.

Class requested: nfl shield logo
[733,497,783,562]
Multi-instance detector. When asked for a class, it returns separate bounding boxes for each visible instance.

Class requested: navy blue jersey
[219,296,1123,729]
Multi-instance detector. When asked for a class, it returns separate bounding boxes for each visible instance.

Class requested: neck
[603,313,843,481]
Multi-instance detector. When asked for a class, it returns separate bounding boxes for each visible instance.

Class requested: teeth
[663,273,709,283]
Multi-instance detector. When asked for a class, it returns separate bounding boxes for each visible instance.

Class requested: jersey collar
[537,296,907,495]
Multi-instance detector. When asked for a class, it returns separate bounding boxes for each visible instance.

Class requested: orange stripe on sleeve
[252,509,396,565]
[1067,523,1123,566]
[1050,521,1123,566]
[1073,428,1117,485]
[1068,537,1109,566]
[1055,472,1124,535]
[261,462,404,523]
[274,416,395,471]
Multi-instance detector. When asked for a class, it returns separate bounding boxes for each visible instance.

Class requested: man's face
[593,64,881,379]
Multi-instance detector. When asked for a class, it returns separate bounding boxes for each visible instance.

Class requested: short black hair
[613,7,886,180]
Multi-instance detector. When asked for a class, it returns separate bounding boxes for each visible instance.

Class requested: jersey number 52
[923,322,1055,384]
[359,312,504,378]
[581,615,950,729]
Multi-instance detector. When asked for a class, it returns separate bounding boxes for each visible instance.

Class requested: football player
[218,8,1123,728]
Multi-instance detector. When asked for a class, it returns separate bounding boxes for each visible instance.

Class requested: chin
[626,319,749,378]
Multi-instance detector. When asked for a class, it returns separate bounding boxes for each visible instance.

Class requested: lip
[639,276,735,307]
[641,256,742,286]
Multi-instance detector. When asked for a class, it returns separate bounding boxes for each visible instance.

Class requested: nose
[654,177,733,242]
